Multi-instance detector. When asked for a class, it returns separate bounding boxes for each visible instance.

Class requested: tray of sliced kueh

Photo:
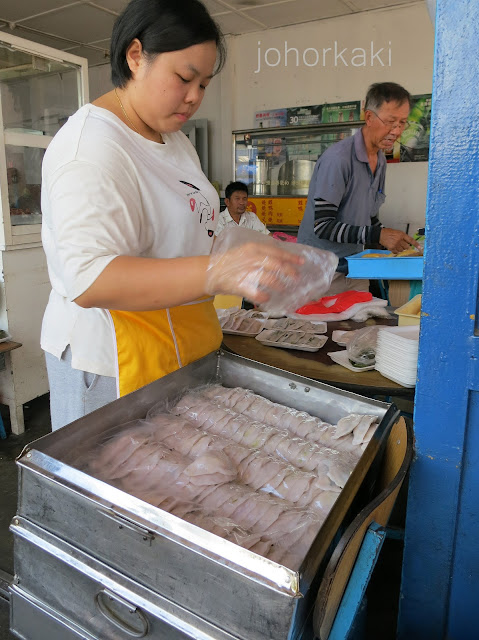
[264,317,327,334]
[256,329,328,352]
[218,308,269,336]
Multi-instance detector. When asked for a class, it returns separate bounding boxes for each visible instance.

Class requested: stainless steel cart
[10,351,398,640]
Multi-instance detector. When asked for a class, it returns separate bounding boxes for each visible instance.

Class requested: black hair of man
[111,0,226,87]
[225,181,249,200]
[364,82,411,112]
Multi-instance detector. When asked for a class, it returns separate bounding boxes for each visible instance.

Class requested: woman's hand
[205,242,304,304]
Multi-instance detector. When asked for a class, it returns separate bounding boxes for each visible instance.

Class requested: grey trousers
[45,346,117,431]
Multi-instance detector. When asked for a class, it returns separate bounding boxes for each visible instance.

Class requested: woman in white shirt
[41,0,301,430]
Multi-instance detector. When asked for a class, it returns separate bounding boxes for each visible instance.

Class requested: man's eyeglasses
[369,110,410,132]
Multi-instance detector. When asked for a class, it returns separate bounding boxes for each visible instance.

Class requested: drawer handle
[96,588,149,637]
[100,509,154,545]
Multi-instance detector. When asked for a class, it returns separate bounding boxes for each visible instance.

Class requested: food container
[265,318,327,334]
[346,249,423,280]
[394,294,422,325]
[256,329,328,352]
[11,350,398,640]
[218,308,269,336]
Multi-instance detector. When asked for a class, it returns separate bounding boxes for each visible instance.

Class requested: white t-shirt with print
[41,104,219,377]
[214,208,269,237]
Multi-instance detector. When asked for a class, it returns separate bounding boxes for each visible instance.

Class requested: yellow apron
[108,297,222,397]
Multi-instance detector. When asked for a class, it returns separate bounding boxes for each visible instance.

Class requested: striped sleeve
[313,199,382,245]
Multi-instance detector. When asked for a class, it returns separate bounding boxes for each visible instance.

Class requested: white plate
[375,366,416,388]
[375,368,417,382]
[375,363,418,377]
[378,326,420,342]
[376,350,419,364]
[378,339,418,349]
[378,351,419,365]
[256,330,328,352]
[327,349,375,372]
[0,333,12,343]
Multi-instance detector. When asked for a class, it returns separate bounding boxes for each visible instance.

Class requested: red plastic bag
[296,291,372,315]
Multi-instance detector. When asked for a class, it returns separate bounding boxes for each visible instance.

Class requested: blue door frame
[398,0,479,637]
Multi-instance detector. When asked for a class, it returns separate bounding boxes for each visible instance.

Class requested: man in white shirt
[215,181,270,237]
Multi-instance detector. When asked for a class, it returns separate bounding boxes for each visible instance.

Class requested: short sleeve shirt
[297,128,386,259]
[214,208,270,236]
[41,104,219,377]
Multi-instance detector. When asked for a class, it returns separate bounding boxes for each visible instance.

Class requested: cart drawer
[11,517,237,640]
[10,588,97,640]
[16,466,298,640]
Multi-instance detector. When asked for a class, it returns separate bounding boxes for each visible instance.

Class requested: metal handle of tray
[100,508,155,545]
[95,588,149,637]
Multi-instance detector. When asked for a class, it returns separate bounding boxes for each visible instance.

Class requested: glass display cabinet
[0,31,88,245]
[232,122,362,227]
[0,31,88,433]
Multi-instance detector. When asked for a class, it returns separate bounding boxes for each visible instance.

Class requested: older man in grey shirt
[298,82,420,294]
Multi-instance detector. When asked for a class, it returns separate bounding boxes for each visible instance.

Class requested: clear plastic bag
[346,326,381,368]
[207,227,338,315]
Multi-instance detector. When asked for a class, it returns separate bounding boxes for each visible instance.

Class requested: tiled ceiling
[0,0,422,66]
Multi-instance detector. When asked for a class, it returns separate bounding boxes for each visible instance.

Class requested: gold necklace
[114,89,164,143]
[114,88,141,134]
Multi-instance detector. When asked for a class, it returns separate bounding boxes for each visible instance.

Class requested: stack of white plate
[375,326,419,387]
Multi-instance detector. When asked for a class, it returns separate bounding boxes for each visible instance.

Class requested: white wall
[201,3,433,231]
[233,4,433,127]
[88,3,434,230]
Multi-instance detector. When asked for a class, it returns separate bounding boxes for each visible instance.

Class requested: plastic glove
[206,228,338,314]
[206,238,303,305]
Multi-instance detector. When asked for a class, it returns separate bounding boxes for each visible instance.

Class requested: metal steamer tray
[11,350,398,640]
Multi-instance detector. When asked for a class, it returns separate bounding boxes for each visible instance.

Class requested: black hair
[364,82,411,112]
[111,0,226,87]
[225,181,249,200]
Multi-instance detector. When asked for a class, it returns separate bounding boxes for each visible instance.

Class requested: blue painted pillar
[398,0,479,638]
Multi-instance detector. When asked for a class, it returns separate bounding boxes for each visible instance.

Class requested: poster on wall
[321,101,361,124]
[255,109,287,128]
[385,94,432,163]
[286,105,322,126]
[399,94,432,162]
